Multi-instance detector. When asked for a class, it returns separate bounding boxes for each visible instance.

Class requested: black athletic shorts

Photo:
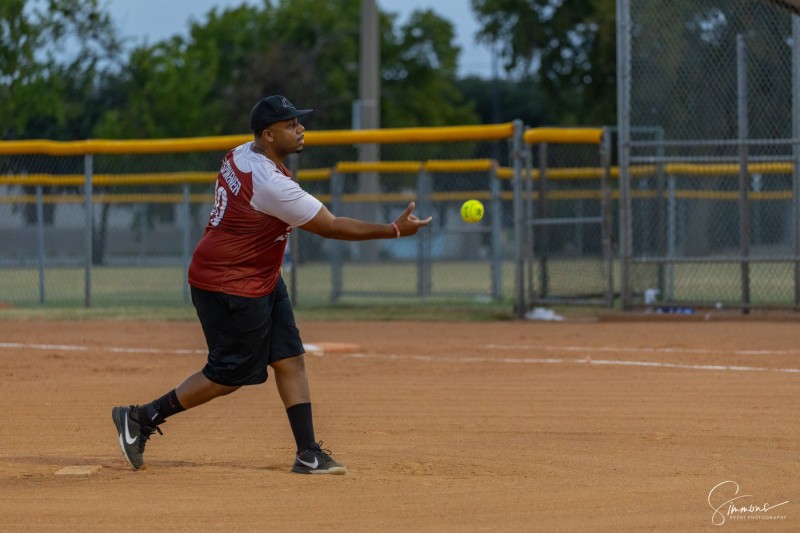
[190,276,304,387]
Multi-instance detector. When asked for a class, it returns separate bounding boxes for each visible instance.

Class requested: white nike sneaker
[112,405,161,470]
[291,441,347,475]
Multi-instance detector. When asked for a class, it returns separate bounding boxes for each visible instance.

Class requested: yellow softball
[460,199,484,223]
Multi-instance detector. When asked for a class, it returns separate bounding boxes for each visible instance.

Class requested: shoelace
[137,426,163,452]
[309,441,334,461]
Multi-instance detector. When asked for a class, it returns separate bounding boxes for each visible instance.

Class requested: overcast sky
[102,0,494,78]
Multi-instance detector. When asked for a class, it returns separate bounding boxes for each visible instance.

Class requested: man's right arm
[300,202,432,241]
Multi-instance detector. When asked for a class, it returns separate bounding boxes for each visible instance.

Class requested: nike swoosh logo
[297,457,319,469]
[124,416,137,445]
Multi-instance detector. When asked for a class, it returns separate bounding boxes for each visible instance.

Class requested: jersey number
[209,186,228,227]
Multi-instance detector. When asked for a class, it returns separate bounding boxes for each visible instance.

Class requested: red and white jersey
[188,142,322,297]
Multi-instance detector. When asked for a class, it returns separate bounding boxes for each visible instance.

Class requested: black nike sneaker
[291,441,347,475]
[111,405,161,470]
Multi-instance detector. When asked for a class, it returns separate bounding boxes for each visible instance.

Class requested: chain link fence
[0,125,612,312]
[0,152,220,306]
[285,141,516,307]
[618,0,800,310]
[520,130,613,310]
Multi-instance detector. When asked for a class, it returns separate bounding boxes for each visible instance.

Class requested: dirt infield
[0,317,797,531]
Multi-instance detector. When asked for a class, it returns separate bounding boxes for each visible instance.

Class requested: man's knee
[271,354,305,374]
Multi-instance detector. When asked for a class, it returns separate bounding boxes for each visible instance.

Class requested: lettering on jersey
[274,225,292,242]
[220,158,241,195]
[209,186,228,227]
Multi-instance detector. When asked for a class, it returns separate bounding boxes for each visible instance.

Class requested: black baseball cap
[250,95,313,132]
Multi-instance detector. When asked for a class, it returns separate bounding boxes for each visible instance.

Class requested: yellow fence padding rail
[5,189,792,207]
[297,168,333,181]
[524,127,605,145]
[0,136,250,156]
[0,123,517,155]
[424,159,495,173]
[334,161,422,174]
[0,124,609,156]
[0,172,216,187]
[2,160,797,189]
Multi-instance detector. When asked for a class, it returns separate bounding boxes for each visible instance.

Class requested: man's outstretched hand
[394,202,432,237]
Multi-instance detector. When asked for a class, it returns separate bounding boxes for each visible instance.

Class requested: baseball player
[112,95,432,474]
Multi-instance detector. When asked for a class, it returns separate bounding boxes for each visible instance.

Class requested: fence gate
[515,128,614,316]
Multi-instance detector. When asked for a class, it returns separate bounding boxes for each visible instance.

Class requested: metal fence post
[600,130,614,307]
[416,167,432,296]
[512,120,526,317]
[737,34,751,313]
[667,174,677,301]
[654,127,666,298]
[84,153,93,308]
[524,146,535,306]
[36,185,45,304]
[793,15,800,309]
[537,142,549,299]
[330,169,343,302]
[489,161,502,299]
[616,0,632,309]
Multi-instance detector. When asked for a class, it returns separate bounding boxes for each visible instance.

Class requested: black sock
[286,402,315,453]
[155,390,185,419]
[132,390,185,427]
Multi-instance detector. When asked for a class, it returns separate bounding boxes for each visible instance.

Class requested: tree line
[1,0,618,142]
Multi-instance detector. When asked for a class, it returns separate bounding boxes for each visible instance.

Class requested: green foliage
[382,9,477,128]
[3,0,481,141]
[457,75,551,126]
[93,0,477,138]
[471,0,616,126]
[0,0,123,140]
[95,37,226,139]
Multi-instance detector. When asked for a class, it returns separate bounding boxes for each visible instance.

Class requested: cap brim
[287,108,313,119]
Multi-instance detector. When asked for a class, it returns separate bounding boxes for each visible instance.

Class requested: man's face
[265,117,306,155]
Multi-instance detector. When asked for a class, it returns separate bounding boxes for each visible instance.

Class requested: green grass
[0,262,522,321]
[0,262,530,306]
[296,300,516,322]
[0,306,198,322]
[630,261,799,305]
[0,298,516,323]
[0,266,187,307]
[3,258,795,322]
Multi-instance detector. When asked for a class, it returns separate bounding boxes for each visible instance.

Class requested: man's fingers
[406,214,432,225]
[395,202,432,234]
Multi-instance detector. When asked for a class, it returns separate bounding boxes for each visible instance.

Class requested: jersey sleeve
[250,168,323,227]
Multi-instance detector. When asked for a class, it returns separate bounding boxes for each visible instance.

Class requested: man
[112,95,431,475]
